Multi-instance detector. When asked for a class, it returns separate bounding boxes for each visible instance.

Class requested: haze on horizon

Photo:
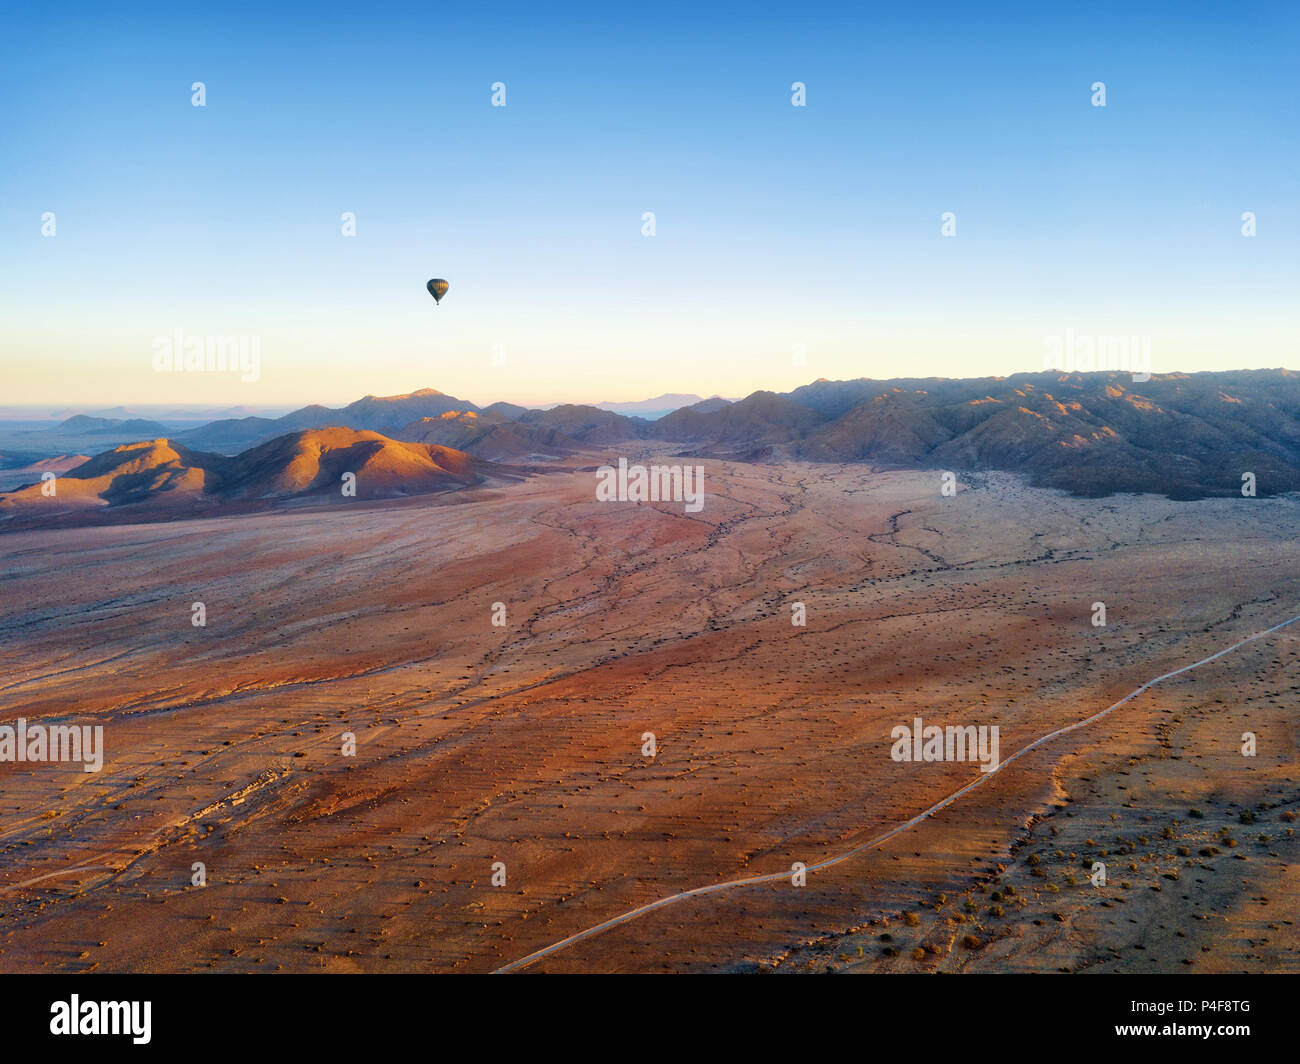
[2,2,1297,409]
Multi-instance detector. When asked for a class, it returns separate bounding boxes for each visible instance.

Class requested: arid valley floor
[1,454,1298,973]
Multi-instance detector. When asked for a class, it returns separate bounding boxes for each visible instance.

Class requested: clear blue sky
[2,1,1296,409]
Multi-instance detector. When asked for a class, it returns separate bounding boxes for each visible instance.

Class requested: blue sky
[2,1,1296,408]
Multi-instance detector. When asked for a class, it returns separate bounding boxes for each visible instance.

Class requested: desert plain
[1,452,1298,973]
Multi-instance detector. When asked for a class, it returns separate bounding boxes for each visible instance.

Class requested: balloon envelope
[426,278,449,304]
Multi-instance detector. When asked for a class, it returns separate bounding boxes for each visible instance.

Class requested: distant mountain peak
[368,387,446,401]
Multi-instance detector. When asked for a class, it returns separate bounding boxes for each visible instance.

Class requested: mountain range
[3,370,1300,522]
[646,370,1300,498]
[0,428,506,528]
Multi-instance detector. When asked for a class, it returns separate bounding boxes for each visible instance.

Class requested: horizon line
[4,365,1300,418]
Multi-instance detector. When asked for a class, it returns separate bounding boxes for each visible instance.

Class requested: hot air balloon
[426,278,450,305]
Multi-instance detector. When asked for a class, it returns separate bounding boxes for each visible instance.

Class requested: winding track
[493,612,1300,973]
